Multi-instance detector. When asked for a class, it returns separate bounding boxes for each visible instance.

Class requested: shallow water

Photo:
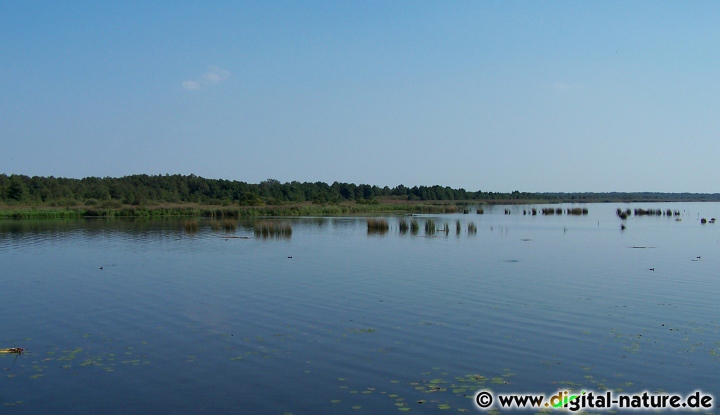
[1,203,719,414]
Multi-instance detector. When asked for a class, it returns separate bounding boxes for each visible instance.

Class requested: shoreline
[1,198,717,219]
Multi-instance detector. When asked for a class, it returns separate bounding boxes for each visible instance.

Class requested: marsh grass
[366,219,389,234]
[222,219,237,232]
[254,222,292,238]
[476,208,484,214]
[398,219,409,234]
[410,219,419,234]
[425,219,436,235]
[456,220,461,235]
[184,219,199,234]
[467,222,477,234]
[634,208,663,216]
[0,202,472,219]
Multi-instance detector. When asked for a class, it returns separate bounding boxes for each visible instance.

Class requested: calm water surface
[1,203,719,414]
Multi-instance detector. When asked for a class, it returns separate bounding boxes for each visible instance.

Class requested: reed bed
[476,208,484,214]
[0,202,477,220]
[616,208,629,219]
[366,218,389,234]
[632,208,678,216]
[566,207,589,215]
[254,221,292,238]
[398,219,409,234]
[210,218,237,232]
[467,222,477,234]
[425,219,436,235]
[456,220,461,234]
[634,208,663,216]
[410,219,419,234]
[222,219,237,232]
[183,219,199,234]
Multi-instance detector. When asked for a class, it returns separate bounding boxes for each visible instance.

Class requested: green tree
[6,176,28,201]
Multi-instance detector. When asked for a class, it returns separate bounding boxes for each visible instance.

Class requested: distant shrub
[100,200,123,209]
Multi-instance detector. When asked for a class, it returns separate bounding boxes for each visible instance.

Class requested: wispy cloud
[202,66,230,84]
[182,66,230,90]
[182,80,201,90]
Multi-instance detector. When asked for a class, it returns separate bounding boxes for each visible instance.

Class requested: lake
[1,202,719,414]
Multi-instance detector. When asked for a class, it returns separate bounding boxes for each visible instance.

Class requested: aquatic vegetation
[410,219,419,234]
[566,207,588,215]
[398,219,409,234]
[254,221,292,238]
[367,219,389,234]
[456,220,461,235]
[634,208,663,216]
[467,222,477,234]
[222,219,237,232]
[183,220,199,233]
[425,219,436,235]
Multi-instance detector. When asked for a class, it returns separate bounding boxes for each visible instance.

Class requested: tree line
[1,174,718,206]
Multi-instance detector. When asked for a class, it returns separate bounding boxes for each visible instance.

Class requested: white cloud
[202,66,230,84]
[182,66,230,91]
[182,80,201,90]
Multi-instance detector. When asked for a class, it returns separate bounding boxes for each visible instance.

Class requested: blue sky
[1,1,718,192]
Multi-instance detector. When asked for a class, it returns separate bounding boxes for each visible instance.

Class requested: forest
[1,174,719,207]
